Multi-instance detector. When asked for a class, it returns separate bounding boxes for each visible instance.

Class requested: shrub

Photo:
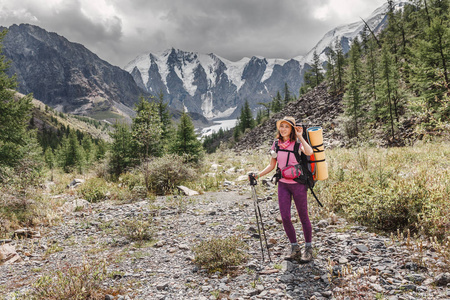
[143,154,197,195]
[192,235,248,273]
[31,259,107,299]
[120,216,153,242]
[322,143,450,240]
[77,178,109,203]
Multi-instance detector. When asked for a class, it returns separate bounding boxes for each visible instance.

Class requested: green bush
[143,154,197,195]
[192,235,248,273]
[78,178,109,203]
[322,142,450,240]
[31,259,107,299]
[120,216,153,242]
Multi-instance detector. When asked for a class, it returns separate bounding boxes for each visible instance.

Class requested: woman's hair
[276,126,296,141]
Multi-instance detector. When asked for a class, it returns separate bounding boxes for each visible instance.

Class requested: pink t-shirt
[271,140,302,184]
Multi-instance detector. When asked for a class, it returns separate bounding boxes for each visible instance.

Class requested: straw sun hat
[276,116,296,130]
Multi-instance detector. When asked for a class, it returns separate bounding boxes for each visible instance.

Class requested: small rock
[280,274,295,283]
[370,283,384,293]
[178,244,190,250]
[259,269,279,275]
[67,178,84,188]
[400,284,416,291]
[177,186,199,196]
[406,273,426,284]
[317,220,329,228]
[281,260,296,272]
[155,240,165,248]
[354,244,369,253]
[0,244,22,264]
[61,199,90,213]
[433,273,450,286]
[338,256,348,264]
[11,228,40,239]
[218,283,230,292]
[156,282,169,291]
[246,289,259,296]
[321,291,332,298]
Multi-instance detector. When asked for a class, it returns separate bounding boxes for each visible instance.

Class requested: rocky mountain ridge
[124,1,409,120]
[1,1,409,123]
[1,24,145,121]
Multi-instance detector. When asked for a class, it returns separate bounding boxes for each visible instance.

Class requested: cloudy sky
[0,0,386,68]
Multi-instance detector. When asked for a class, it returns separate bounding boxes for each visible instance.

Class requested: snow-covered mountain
[125,1,408,120]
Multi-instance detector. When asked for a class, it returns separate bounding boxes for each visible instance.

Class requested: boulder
[177,186,199,196]
[0,244,22,264]
[433,273,450,286]
[61,198,90,212]
[11,228,41,239]
[67,178,85,189]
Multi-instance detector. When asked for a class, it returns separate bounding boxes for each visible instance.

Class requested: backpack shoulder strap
[293,141,302,164]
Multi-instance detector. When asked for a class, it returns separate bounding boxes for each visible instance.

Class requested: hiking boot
[300,246,313,263]
[284,245,301,261]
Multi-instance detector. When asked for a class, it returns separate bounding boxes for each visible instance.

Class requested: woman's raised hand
[295,126,303,137]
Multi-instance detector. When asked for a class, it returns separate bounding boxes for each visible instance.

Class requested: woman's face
[279,122,292,140]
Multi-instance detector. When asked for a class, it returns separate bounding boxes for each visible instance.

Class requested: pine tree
[334,39,346,92]
[312,50,325,87]
[81,135,95,165]
[156,91,174,148]
[58,130,85,173]
[386,0,400,60]
[256,109,264,125]
[360,25,370,56]
[170,112,203,163]
[343,39,364,138]
[325,47,337,95]
[132,96,163,159]
[271,92,283,113]
[0,29,36,167]
[377,45,398,140]
[109,122,136,177]
[44,148,55,181]
[412,13,450,109]
[283,83,291,106]
[257,102,271,118]
[300,71,313,96]
[238,99,255,132]
[363,35,379,119]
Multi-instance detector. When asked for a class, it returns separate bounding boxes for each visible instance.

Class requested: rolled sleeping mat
[307,126,328,181]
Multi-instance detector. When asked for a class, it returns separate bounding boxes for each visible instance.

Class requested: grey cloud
[1,0,384,67]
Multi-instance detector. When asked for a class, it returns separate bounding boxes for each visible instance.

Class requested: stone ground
[1,181,449,300]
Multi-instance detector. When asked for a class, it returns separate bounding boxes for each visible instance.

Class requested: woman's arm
[254,157,277,179]
[295,126,314,156]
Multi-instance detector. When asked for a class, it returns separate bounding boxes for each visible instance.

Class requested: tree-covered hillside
[323,0,449,142]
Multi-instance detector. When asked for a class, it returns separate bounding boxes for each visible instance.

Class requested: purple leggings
[278,182,312,244]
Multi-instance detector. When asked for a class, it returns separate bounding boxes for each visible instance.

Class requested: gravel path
[1,182,449,299]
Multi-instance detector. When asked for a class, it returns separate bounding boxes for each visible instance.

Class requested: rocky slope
[234,83,344,152]
[1,177,449,299]
[233,80,422,152]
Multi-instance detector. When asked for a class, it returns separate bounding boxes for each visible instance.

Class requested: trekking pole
[249,174,272,262]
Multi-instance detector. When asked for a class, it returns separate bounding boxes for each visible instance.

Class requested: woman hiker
[249,116,314,262]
